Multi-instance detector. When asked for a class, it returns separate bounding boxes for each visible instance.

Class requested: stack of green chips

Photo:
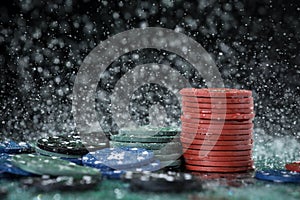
[110,126,182,169]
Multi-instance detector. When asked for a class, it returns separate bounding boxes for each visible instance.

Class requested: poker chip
[101,170,125,179]
[110,141,182,151]
[33,142,83,164]
[82,147,155,170]
[150,146,182,155]
[180,88,252,98]
[180,88,255,173]
[82,147,161,179]
[191,171,253,180]
[0,141,33,154]
[183,112,255,120]
[130,160,161,172]
[182,101,254,109]
[110,141,182,168]
[20,175,101,192]
[181,132,252,141]
[182,96,254,104]
[285,162,300,172]
[180,137,252,146]
[182,126,253,135]
[180,116,253,124]
[0,153,34,176]
[111,126,182,169]
[128,171,202,192]
[119,126,180,136]
[183,149,252,157]
[154,153,181,161]
[183,154,252,162]
[61,157,83,165]
[0,162,34,176]
[111,135,180,143]
[184,159,254,167]
[255,170,300,183]
[185,165,253,172]
[11,154,101,178]
[182,106,253,114]
[182,143,253,151]
[34,145,82,159]
[100,160,161,179]
[182,121,254,130]
[37,134,109,156]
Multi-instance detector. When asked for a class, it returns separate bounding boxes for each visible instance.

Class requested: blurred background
[0,0,299,141]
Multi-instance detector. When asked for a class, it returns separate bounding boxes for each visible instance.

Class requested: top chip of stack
[180,88,255,173]
[110,126,182,169]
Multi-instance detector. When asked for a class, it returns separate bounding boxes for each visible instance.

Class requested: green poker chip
[111,135,180,143]
[34,144,82,159]
[11,154,101,178]
[119,126,180,137]
[152,147,182,155]
[110,141,182,151]
[154,153,182,161]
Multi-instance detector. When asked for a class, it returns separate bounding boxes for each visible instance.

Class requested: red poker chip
[182,96,254,104]
[180,88,252,98]
[181,121,254,130]
[183,112,255,120]
[183,154,252,161]
[181,132,252,141]
[285,162,300,172]
[191,171,253,180]
[180,137,253,146]
[182,107,253,114]
[185,164,254,172]
[182,101,254,109]
[180,116,253,124]
[184,159,254,167]
[183,149,252,157]
[181,143,253,151]
[182,126,253,135]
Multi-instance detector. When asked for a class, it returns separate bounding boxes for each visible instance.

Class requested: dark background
[0,0,299,140]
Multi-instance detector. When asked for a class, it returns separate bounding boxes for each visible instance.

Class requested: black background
[0,0,299,140]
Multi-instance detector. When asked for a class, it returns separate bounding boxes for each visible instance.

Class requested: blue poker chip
[61,157,83,165]
[0,141,33,154]
[82,147,155,170]
[255,169,300,183]
[82,155,111,171]
[101,170,125,179]
[0,153,33,176]
[0,163,33,176]
[0,153,10,163]
[128,160,161,172]
[101,160,161,179]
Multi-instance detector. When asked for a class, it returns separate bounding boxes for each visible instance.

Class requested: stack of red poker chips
[180,88,255,173]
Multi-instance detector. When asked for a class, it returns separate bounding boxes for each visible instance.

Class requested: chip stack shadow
[180,88,255,173]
